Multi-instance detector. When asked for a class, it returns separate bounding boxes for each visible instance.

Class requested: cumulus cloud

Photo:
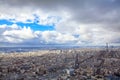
[0,25,34,43]
[0,4,61,26]
[0,24,77,45]
[40,31,77,44]
[0,0,120,46]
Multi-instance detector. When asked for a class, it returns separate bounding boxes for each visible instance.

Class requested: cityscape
[0,0,120,80]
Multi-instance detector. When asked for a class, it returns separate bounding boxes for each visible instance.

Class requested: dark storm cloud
[0,0,120,29]
[68,0,120,25]
[1,0,119,10]
[1,0,120,25]
[0,0,120,23]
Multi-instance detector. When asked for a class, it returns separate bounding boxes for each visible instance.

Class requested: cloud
[0,0,120,46]
[0,24,77,45]
[0,23,119,46]
[40,31,77,44]
[0,24,35,43]
[0,4,61,25]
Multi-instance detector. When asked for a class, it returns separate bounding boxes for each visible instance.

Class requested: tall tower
[106,43,109,52]
[75,53,79,69]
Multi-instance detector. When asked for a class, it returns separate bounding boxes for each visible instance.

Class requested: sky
[0,0,120,47]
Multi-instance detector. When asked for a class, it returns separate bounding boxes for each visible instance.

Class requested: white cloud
[56,21,120,45]
[40,31,77,44]
[0,5,35,23]
[0,25,35,43]
[0,24,77,45]
[0,23,120,46]
[0,5,61,26]
[3,27,34,39]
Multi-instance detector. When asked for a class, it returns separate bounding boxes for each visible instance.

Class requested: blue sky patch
[0,19,13,25]
[0,19,55,31]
